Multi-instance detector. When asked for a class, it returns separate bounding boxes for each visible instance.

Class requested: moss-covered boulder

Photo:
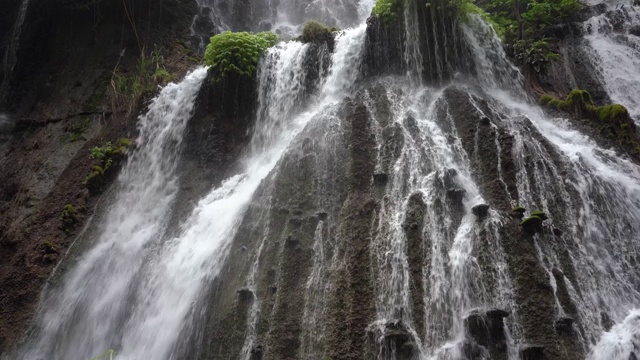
[520,215,543,234]
[530,210,548,221]
[300,20,337,51]
[540,90,640,157]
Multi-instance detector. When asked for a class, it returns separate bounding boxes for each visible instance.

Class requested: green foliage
[42,240,58,253]
[530,209,548,220]
[476,0,583,70]
[594,104,629,122]
[372,0,401,22]
[538,94,554,105]
[204,31,279,81]
[109,48,174,119]
[512,205,526,213]
[84,139,132,186]
[541,90,638,154]
[300,20,336,44]
[520,215,542,226]
[514,38,560,73]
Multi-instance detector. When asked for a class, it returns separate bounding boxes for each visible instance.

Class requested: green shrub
[300,20,335,44]
[593,104,629,122]
[514,38,559,73]
[372,0,401,22]
[204,31,279,81]
[84,138,132,186]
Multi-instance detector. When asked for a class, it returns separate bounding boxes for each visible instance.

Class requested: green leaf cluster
[204,31,279,82]
[84,138,132,186]
[473,0,583,70]
[372,0,402,22]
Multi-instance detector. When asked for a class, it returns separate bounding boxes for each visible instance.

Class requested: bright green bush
[372,0,401,22]
[204,31,279,81]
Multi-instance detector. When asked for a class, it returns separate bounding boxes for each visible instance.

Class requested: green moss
[42,240,58,253]
[512,205,526,213]
[300,20,336,44]
[84,139,132,187]
[204,31,279,81]
[372,0,401,22]
[520,215,542,226]
[538,94,554,106]
[593,104,629,122]
[566,89,593,107]
[530,210,548,221]
[547,98,564,110]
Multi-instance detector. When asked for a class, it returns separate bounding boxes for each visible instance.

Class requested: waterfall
[16,66,208,360]
[10,0,640,358]
[466,10,640,358]
[583,3,640,120]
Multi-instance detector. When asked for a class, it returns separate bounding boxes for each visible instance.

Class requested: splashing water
[583,4,640,120]
[17,66,209,360]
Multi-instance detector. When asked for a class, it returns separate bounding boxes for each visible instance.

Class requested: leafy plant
[84,138,132,187]
[204,31,279,81]
[372,0,401,22]
[514,38,559,73]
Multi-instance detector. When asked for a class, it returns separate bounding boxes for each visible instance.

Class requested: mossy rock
[530,209,548,221]
[372,0,401,23]
[520,215,543,234]
[512,206,526,213]
[300,20,336,49]
[538,94,554,106]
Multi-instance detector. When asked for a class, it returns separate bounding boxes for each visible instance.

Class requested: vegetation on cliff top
[477,0,583,71]
[540,90,640,154]
[372,0,401,22]
[300,20,338,44]
[204,31,279,81]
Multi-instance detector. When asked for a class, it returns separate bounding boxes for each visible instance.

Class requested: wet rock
[250,345,263,360]
[446,188,466,202]
[288,217,302,228]
[530,210,548,221]
[241,246,247,252]
[472,204,490,218]
[520,216,543,234]
[373,173,389,186]
[555,317,574,334]
[512,206,526,219]
[268,284,277,294]
[285,234,299,247]
[384,319,412,343]
[398,340,418,360]
[302,137,313,154]
[460,340,486,360]
[464,310,486,342]
[552,228,563,237]
[630,25,640,37]
[552,267,564,279]
[480,117,491,125]
[601,311,615,331]
[520,345,545,360]
[237,287,254,301]
[443,168,459,188]
[486,308,510,319]
[316,211,328,220]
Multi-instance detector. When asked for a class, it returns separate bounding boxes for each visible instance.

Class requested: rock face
[0,0,197,354]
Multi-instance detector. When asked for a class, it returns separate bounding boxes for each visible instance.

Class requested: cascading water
[583,2,640,120]
[11,0,640,358]
[16,66,208,360]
